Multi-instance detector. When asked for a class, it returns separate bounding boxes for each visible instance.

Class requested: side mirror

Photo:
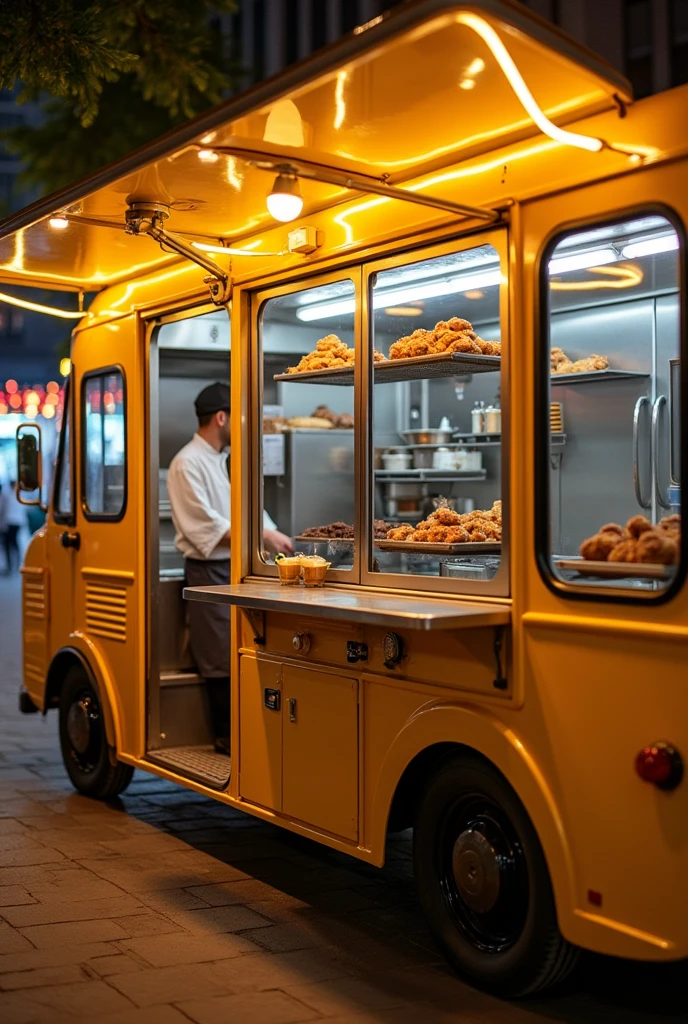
[16,424,47,511]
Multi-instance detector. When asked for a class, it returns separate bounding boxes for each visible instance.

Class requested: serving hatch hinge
[124,201,232,305]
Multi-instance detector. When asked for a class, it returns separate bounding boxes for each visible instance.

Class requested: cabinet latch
[346,641,368,664]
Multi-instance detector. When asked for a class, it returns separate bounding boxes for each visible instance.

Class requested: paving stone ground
[0,571,686,1023]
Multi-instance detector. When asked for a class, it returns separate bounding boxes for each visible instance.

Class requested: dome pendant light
[266,172,303,222]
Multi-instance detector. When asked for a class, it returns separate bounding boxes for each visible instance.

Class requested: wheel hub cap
[452,828,501,913]
[67,698,93,754]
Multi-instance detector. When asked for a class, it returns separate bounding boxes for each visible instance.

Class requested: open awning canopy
[0,0,632,294]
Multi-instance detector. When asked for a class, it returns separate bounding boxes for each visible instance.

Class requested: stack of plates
[550,402,564,433]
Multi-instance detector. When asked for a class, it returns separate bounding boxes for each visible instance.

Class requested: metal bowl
[401,429,454,445]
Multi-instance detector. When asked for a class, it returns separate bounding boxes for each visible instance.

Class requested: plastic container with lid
[382,449,412,471]
[485,406,501,433]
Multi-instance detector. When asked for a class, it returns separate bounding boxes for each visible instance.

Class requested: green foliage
[0,0,238,194]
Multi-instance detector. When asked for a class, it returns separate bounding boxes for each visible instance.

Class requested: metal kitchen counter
[183,582,510,631]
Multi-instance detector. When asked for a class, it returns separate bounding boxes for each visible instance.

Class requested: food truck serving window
[368,240,506,593]
[540,213,683,598]
[82,369,127,520]
[257,277,356,575]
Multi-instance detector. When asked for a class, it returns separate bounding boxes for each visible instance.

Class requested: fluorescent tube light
[193,242,281,256]
[548,248,618,275]
[0,291,86,319]
[621,234,679,259]
[296,269,501,321]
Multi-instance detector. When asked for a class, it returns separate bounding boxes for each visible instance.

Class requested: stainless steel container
[400,429,454,445]
[440,557,500,580]
[412,448,435,468]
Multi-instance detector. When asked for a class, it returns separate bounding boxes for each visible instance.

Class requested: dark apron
[184,558,230,678]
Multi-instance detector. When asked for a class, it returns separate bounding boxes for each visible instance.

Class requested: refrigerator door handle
[633,396,651,510]
[652,395,671,510]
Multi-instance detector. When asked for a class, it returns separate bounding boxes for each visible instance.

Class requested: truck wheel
[58,666,133,799]
[413,753,578,997]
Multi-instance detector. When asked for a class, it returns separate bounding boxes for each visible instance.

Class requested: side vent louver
[85,581,128,642]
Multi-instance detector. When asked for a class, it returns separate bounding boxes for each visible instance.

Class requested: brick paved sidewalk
[0,573,686,1024]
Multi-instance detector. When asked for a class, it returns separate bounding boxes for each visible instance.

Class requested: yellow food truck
[2,0,686,998]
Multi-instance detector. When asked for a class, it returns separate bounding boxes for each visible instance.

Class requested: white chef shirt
[167,433,276,561]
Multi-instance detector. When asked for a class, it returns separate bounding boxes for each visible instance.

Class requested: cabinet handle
[633,396,651,510]
[288,697,297,722]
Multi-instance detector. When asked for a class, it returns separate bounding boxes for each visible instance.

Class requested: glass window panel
[370,244,503,583]
[260,279,355,571]
[545,214,681,594]
[83,371,126,517]
[55,386,72,517]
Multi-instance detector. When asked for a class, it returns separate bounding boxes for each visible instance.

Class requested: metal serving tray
[377,540,501,555]
[274,352,501,386]
[556,558,674,580]
[550,370,649,385]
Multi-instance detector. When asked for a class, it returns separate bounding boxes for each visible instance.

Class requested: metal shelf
[274,352,500,386]
[550,370,649,385]
[375,469,487,483]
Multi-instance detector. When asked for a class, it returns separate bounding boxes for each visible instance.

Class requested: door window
[82,369,126,519]
[540,213,682,596]
[54,379,73,520]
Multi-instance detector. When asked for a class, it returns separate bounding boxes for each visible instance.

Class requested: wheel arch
[45,638,122,754]
[370,702,576,932]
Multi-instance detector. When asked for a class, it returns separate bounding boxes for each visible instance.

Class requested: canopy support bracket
[124,201,232,305]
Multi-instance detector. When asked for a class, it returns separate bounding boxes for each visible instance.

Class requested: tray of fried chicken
[275,335,386,380]
[388,317,501,361]
[557,514,681,579]
[551,346,609,375]
[377,501,502,554]
[296,520,391,544]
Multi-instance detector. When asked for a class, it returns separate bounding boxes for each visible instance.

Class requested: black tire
[413,752,579,998]
[58,665,134,799]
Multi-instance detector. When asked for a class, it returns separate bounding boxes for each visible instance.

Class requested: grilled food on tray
[389,317,501,360]
[311,405,355,429]
[579,514,680,565]
[287,335,386,373]
[386,501,502,544]
[551,345,609,374]
[300,520,391,540]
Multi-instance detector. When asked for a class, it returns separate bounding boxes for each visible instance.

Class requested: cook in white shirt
[167,382,293,752]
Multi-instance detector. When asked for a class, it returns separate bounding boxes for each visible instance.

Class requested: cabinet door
[239,655,282,810]
[282,665,358,841]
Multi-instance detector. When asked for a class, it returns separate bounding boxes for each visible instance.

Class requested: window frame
[534,203,688,606]
[53,373,75,525]
[361,228,510,598]
[250,267,364,583]
[80,364,128,523]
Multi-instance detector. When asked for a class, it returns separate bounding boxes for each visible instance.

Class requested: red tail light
[635,742,683,791]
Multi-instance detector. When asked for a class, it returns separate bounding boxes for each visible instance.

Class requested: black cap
[194,382,230,418]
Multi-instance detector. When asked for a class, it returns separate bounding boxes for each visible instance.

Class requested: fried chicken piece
[373,349,387,362]
[479,523,502,540]
[445,526,471,543]
[445,334,482,354]
[386,525,415,541]
[428,526,450,542]
[316,334,347,353]
[608,539,639,562]
[659,514,681,536]
[432,507,462,526]
[468,530,487,542]
[443,317,474,333]
[599,522,625,538]
[312,405,337,424]
[389,330,432,360]
[550,346,568,368]
[413,530,431,542]
[626,515,654,539]
[636,531,678,565]
[475,338,502,356]
[553,360,575,374]
[580,532,621,561]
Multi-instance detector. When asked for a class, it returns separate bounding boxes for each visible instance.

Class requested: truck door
[69,316,144,759]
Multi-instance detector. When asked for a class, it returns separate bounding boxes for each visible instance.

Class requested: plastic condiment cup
[275,556,303,585]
